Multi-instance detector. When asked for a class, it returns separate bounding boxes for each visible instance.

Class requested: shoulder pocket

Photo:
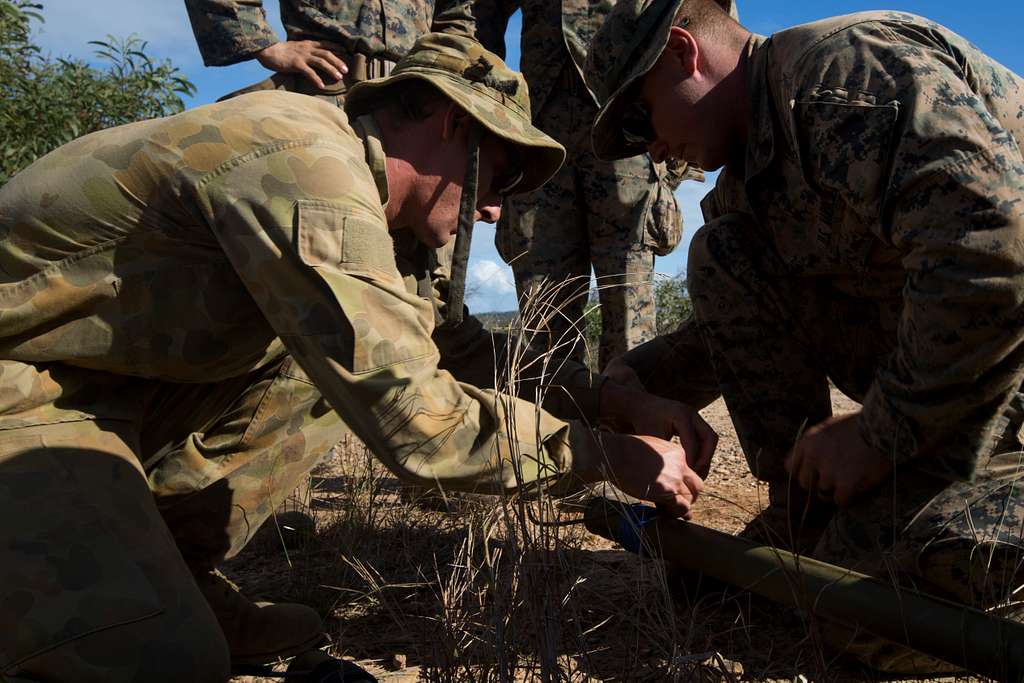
[296,199,397,276]
[793,93,899,209]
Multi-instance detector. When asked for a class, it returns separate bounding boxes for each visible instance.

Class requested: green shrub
[0,0,195,184]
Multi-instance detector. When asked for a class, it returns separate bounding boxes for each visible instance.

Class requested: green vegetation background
[0,0,195,184]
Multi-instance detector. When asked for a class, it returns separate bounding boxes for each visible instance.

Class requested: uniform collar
[351,114,390,208]
[742,34,774,184]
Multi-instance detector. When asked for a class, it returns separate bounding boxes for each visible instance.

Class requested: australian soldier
[587,0,1024,672]
[0,35,713,681]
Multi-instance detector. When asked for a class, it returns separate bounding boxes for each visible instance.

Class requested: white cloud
[469,259,516,294]
[466,258,518,312]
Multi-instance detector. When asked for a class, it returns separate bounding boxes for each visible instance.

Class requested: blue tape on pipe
[618,504,660,557]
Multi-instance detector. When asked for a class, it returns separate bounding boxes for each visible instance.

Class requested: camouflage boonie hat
[346,33,565,195]
[586,0,737,160]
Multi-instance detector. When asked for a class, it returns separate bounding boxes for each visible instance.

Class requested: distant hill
[475,310,518,332]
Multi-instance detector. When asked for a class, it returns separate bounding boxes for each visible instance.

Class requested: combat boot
[196,569,325,666]
[738,480,834,554]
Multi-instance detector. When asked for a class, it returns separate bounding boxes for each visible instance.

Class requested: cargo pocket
[642,178,683,257]
[295,199,435,374]
[0,436,163,674]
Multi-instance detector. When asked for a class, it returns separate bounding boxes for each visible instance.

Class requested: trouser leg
[687,214,893,481]
[813,430,1024,673]
[688,215,1024,671]
[145,356,349,568]
[585,149,659,370]
[0,420,230,683]
[496,105,591,364]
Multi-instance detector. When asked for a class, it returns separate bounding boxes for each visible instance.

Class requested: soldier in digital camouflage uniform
[587,0,1024,673]
[470,0,708,370]
[0,34,713,682]
[184,0,478,100]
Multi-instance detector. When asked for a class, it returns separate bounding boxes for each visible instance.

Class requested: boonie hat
[346,33,565,195]
[586,0,737,160]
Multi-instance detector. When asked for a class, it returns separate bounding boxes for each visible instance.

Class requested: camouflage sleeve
[196,141,593,493]
[184,0,280,67]
[469,0,518,57]
[612,319,721,411]
[796,28,1024,479]
[431,0,483,40]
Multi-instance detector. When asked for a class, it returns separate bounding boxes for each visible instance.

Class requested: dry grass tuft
[225,278,992,683]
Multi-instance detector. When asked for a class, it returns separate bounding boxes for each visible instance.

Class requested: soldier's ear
[439,102,471,143]
[665,25,701,79]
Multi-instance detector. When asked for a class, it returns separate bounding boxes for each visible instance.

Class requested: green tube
[583,497,1024,682]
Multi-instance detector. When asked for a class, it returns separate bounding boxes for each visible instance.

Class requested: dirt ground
[224,392,983,683]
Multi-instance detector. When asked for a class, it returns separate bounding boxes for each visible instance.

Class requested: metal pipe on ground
[583,497,1024,682]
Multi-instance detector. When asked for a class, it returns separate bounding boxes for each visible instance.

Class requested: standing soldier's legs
[582,151,661,369]
[0,419,231,683]
[496,97,592,363]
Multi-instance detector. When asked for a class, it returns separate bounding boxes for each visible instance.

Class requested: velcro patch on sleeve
[296,199,397,275]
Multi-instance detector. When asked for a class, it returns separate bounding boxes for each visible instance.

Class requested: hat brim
[347,70,565,195]
[591,0,684,161]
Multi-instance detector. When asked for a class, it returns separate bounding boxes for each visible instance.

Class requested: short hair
[673,0,744,49]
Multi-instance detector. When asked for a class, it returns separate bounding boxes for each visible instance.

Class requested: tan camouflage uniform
[589,2,1024,672]
[472,0,692,370]
[0,35,607,680]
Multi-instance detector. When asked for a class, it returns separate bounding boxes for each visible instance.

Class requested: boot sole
[228,631,327,667]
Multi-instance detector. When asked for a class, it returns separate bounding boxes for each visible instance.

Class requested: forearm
[431,0,480,39]
[184,0,279,66]
[612,319,721,409]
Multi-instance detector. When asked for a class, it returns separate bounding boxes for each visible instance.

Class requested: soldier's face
[637,28,734,171]
[409,115,516,248]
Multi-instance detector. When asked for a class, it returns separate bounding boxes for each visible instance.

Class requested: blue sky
[30,1,1024,311]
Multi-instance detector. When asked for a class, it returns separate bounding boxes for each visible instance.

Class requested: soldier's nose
[477,204,501,224]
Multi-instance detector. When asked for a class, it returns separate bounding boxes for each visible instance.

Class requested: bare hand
[256,40,348,90]
[599,382,718,478]
[597,433,705,519]
[784,412,893,507]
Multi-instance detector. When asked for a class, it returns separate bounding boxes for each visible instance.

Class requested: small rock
[389,653,407,671]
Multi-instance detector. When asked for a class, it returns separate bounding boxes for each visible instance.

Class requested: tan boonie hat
[346,33,565,195]
[586,0,738,161]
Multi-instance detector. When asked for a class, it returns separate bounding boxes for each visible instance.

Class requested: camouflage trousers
[495,80,680,370]
[0,356,346,682]
[621,214,1024,672]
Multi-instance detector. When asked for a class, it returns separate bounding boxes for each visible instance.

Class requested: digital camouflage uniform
[588,1,1024,672]
[0,35,613,681]
[472,0,698,370]
[184,0,479,96]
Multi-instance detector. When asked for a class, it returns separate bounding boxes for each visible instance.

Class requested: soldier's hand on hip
[256,40,349,90]
[593,433,705,519]
[784,412,893,507]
